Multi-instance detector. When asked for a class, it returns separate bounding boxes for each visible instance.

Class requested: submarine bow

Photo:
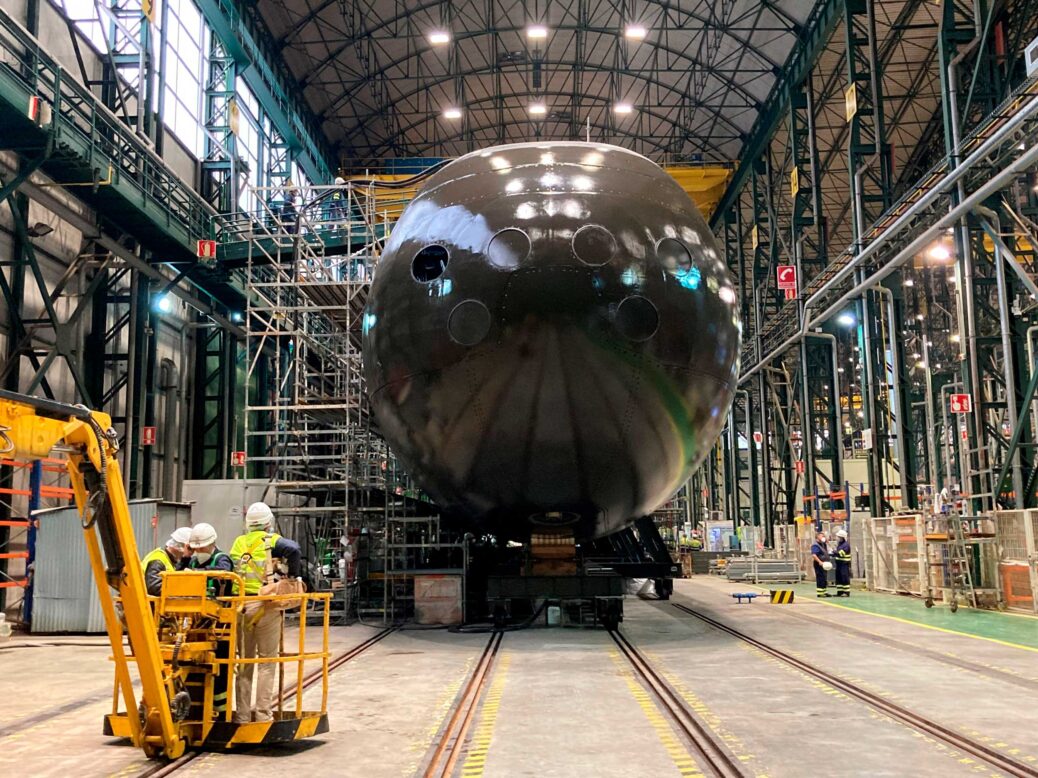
[362,142,741,540]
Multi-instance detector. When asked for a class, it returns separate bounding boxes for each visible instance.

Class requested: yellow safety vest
[141,547,175,575]
[229,531,282,594]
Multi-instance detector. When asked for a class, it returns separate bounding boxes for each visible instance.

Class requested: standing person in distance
[834,528,852,597]
[141,527,192,597]
[230,502,302,724]
[811,530,833,598]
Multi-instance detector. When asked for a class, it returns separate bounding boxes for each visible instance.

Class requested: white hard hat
[189,522,218,548]
[169,526,192,546]
[836,529,848,538]
[245,502,274,529]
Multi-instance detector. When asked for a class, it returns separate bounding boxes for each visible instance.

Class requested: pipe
[981,212,1024,507]
[159,357,179,501]
[874,285,911,508]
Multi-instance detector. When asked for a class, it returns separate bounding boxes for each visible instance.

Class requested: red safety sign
[777,265,798,291]
[949,393,972,414]
[795,460,805,475]
[961,428,968,441]
[231,451,246,467]
[27,95,41,121]
[753,431,763,445]
[197,239,217,259]
[141,426,156,446]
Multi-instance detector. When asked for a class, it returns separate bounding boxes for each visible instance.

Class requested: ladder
[946,514,979,611]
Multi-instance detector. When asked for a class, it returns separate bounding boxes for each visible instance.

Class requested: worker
[810,530,832,598]
[187,522,234,718]
[834,528,852,597]
[141,527,192,597]
[230,502,302,724]
[690,533,703,551]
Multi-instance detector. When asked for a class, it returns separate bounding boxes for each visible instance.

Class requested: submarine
[361,141,741,542]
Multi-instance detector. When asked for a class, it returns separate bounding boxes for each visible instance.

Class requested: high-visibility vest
[229,532,282,594]
[188,550,232,598]
[141,547,175,575]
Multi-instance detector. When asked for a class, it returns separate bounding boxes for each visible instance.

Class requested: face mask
[194,551,212,564]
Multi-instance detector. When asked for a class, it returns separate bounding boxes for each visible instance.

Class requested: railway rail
[134,626,398,777]
[421,631,505,778]
[608,628,748,778]
[673,603,1038,778]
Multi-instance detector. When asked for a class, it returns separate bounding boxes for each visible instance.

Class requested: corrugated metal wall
[31,500,191,633]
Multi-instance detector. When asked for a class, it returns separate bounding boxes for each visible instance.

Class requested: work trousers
[814,564,829,596]
[835,562,851,596]
[235,608,281,723]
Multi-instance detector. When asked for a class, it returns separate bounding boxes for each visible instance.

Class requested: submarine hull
[362,142,741,540]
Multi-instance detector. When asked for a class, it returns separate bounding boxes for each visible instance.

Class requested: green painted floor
[778,581,1038,650]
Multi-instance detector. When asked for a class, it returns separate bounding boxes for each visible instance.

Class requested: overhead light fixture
[613,102,634,115]
[625,24,647,40]
[154,294,174,314]
[527,24,548,40]
[26,222,54,238]
[442,107,463,120]
[230,311,244,324]
[927,242,951,262]
[528,103,547,116]
[428,30,451,45]
[837,312,856,327]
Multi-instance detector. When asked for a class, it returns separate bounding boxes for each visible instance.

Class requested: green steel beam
[708,0,843,230]
[194,0,334,183]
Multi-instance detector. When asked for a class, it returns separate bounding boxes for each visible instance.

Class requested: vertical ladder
[946,513,978,611]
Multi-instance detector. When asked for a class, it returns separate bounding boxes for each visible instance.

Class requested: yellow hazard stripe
[459,653,511,777]
[770,590,794,604]
[609,649,705,777]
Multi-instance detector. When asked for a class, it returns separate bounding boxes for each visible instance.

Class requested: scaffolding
[232,181,444,619]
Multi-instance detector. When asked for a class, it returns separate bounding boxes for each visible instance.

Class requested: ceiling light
[837,312,856,327]
[613,102,634,115]
[528,103,547,115]
[905,278,914,287]
[928,243,951,262]
[624,24,647,40]
[527,24,548,40]
[442,107,462,120]
[428,30,450,45]
[154,294,174,314]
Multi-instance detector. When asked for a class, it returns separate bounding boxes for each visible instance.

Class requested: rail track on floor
[420,631,504,778]
[608,627,749,778]
[673,602,1038,778]
[135,625,398,777]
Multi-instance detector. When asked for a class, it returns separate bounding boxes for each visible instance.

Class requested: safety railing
[0,7,218,250]
[742,72,1038,375]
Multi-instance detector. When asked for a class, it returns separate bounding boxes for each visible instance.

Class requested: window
[162,0,205,156]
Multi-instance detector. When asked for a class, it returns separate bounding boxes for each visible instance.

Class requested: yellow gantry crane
[0,390,331,759]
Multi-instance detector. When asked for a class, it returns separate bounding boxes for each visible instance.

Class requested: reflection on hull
[363,142,741,540]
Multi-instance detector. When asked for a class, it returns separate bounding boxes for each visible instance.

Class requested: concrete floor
[1,578,1035,777]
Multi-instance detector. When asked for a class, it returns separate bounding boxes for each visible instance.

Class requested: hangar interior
[1,0,1038,776]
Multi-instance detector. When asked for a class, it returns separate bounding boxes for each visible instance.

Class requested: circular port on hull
[412,245,449,282]
[615,295,659,342]
[487,228,531,270]
[572,224,617,266]
[448,299,492,346]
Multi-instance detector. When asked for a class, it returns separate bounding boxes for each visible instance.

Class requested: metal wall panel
[31,499,191,633]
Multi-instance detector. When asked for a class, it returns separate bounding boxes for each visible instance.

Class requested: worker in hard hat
[810,530,832,598]
[187,523,234,597]
[141,527,192,597]
[229,502,302,723]
[186,522,234,717]
[834,528,852,597]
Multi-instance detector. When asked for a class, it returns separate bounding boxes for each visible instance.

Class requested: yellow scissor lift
[0,389,331,759]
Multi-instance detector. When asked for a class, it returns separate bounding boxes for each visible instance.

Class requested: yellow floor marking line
[459,653,511,778]
[402,654,478,776]
[812,597,1038,654]
[719,580,1038,654]
[608,649,704,778]
[644,650,769,778]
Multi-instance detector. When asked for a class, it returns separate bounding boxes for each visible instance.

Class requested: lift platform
[0,389,331,759]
